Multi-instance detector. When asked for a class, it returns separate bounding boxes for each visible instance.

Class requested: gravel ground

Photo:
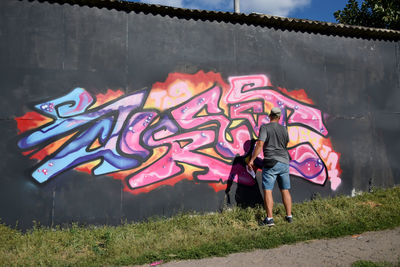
[146,227,400,267]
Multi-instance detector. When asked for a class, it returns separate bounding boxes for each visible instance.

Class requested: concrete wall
[0,0,399,229]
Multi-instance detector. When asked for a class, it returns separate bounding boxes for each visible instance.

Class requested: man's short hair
[269,107,281,118]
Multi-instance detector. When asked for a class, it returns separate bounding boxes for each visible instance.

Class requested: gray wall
[0,0,399,229]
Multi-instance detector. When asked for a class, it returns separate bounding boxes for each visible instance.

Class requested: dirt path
[155,227,400,267]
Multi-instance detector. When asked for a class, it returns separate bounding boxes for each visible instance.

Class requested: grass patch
[352,259,400,267]
[1,187,400,266]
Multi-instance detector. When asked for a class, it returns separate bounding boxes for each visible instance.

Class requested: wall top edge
[23,0,400,41]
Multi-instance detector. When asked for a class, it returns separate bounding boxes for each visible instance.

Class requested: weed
[0,187,399,266]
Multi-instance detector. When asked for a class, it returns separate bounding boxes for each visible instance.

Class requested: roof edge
[25,0,400,41]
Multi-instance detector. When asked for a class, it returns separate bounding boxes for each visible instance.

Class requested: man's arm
[247,140,264,170]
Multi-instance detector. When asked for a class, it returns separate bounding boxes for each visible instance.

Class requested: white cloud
[240,0,311,17]
[139,0,184,8]
[190,0,226,6]
[137,0,310,17]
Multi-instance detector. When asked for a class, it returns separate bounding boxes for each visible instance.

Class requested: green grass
[1,187,400,266]
[352,259,400,267]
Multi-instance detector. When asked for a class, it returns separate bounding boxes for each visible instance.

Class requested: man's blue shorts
[262,161,291,190]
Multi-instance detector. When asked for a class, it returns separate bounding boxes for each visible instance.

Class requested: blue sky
[124,0,350,23]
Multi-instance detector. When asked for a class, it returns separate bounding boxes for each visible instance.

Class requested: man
[247,107,292,226]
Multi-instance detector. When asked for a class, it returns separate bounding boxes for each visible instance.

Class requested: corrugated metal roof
[27,0,400,41]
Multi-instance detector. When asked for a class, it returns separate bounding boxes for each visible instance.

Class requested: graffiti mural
[15,71,342,194]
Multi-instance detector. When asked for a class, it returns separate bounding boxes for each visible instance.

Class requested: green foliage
[334,0,400,30]
[0,187,400,266]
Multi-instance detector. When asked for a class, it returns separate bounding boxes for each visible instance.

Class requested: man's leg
[280,189,292,217]
[276,162,292,218]
[262,166,277,223]
[263,189,274,218]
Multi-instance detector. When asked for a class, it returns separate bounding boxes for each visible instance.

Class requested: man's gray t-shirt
[258,122,289,164]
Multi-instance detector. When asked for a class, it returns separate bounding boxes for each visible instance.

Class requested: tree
[334,0,400,30]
